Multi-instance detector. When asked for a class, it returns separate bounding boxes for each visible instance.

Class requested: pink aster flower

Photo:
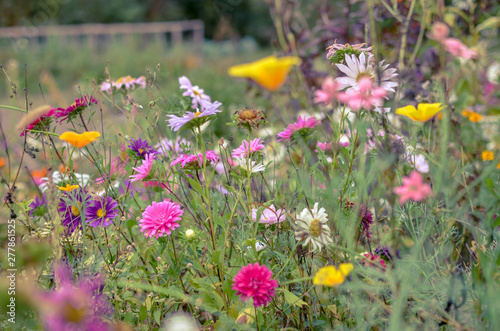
[179,76,211,109]
[338,77,387,111]
[139,200,183,238]
[167,100,222,132]
[277,116,321,142]
[314,77,339,105]
[130,153,155,182]
[232,263,279,307]
[170,150,219,169]
[442,38,477,60]
[393,170,432,204]
[251,204,286,224]
[231,138,265,158]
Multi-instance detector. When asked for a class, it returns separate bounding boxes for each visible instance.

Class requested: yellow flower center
[309,219,322,237]
[71,206,80,217]
[194,111,202,117]
[97,208,106,218]
[138,148,144,154]
[193,90,201,97]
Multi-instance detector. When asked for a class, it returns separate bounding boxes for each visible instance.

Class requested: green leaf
[281,289,308,307]
[139,304,147,321]
[154,309,162,325]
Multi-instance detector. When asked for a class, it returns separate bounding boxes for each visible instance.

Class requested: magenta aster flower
[167,100,222,132]
[251,204,286,224]
[170,150,219,169]
[130,153,155,182]
[337,77,387,111]
[231,138,265,158]
[179,76,211,109]
[127,138,159,159]
[85,196,119,227]
[232,263,279,307]
[55,95,98,122]
[393,171,432,204]
[139,201,183,238]
[277,116,320,142]
[37,262,111,331]
[20,107,56,136]
[314,77,339,105]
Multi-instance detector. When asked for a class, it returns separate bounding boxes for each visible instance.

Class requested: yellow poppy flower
[60,131,100,148]
[482,150,494,161]
[396,103,445,122]
[228,55,302,91]
[313,263,353,287]
[58,184,79,192]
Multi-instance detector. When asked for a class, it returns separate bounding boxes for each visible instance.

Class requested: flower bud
[185,229,195,239]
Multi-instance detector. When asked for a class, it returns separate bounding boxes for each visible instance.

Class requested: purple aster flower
[59,189,90,234]
[374,245,394,262]
[179,76,211,109]
[85,196,119,227]
[127,138,159,158]
[359,204,373,241]
[36,262,111,331]
[167,100,222,132]
[29,194,47,216]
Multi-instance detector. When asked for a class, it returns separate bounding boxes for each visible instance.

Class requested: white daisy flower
[335,53,398,93]
[235,157,266,173]
[294,202,333,252]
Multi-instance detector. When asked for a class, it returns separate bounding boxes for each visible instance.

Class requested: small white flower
[235,157,266,173]
[294,202,333,252]
[38,171,90,192]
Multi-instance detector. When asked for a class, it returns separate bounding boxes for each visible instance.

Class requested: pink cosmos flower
[232,263,279,307]
[442,38,477,60]
[251,204,286,224]
[179,76,211,109]
[139,201,183,238]
[393,170,432,204]
[231,138,265,158]
[338,77,387,111]
[314,77,339,105]
[167,100,222,132]
[316,141,333,152]
[277,116,321,142]
[170,150,219,169]
[130,153,155,182]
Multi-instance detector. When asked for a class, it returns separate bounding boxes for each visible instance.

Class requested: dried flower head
[326,42,373,64]
[233,108,266,130]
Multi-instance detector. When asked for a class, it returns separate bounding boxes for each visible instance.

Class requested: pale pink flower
[314,77,339,105]
[130,153,154,182]
[231,138,265,158]
[179,76,211,109]
[316,141,332,152]
[408,154,429,173]
[393,171,432,204]
[427,22,449,42]
[338,78,387,111]
[170,150,219,169]
[232,263,278,307]
[139,201,183,238]
[442,38,477,60]
[251,204,286,224]
[277,116,321,142]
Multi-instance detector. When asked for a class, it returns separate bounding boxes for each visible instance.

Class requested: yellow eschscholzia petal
[228,55,302,91]
[60,131,100,148]
[396,103,445,122]
[58,184,79,192]
[313,263,353,287]
[482,151,494,161]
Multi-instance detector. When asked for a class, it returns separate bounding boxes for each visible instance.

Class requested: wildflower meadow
[1,1,500,330]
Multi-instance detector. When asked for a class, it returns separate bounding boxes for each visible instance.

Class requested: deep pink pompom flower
[139,201,183,238]
[393,170,432,204]
[232,263,279,307]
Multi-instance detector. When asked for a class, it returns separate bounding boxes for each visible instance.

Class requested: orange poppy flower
[0,157,5,169]
[59,131,100,148]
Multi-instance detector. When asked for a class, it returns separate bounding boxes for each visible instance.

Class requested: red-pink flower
[232,138,265,158]
[442,38,477,60]
[139,201,183,238]
[314,77,339,105]
[232,263,278,307]
[130,153,155,182]
[337,78,387,111]
[393,171,432,204]
[277,116,320,142]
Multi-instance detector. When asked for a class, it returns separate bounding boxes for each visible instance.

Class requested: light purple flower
[251,205,286,224]
[167,101,222,132]
[179,76,211,109]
